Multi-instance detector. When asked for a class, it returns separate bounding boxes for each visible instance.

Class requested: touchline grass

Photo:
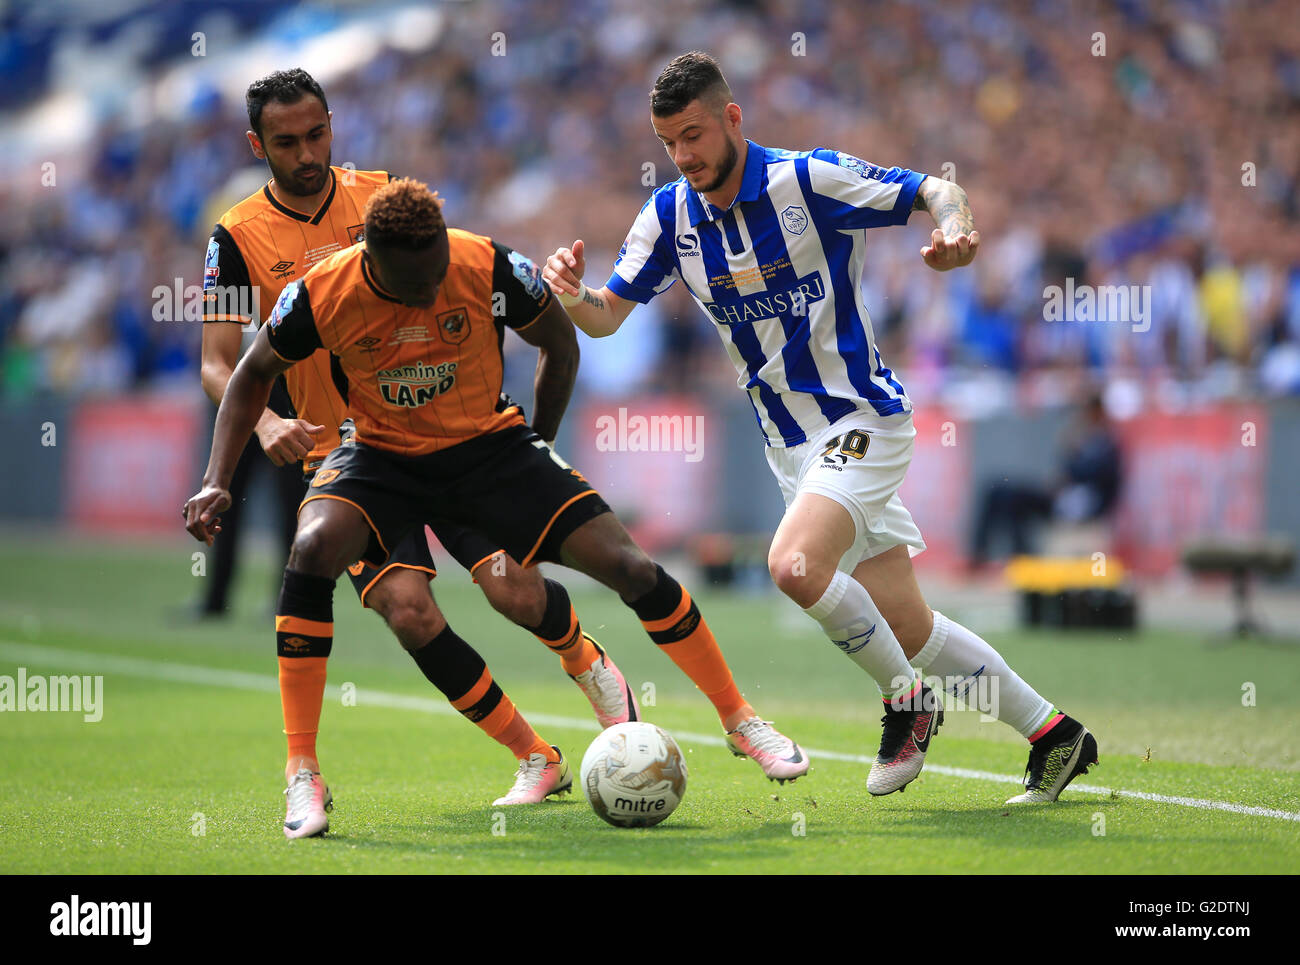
[1,535,1297,874]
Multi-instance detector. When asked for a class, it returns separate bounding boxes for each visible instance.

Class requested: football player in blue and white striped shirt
[544,52,1098,803]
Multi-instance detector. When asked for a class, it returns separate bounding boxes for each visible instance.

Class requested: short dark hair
[650,51,732,117]
[246,68,328,138]
[364,178,446,251]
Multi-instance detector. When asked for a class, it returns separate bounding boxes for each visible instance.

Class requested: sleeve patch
[836,152,886,182]
[268,281,301,330]
[508,251,546,301]
[203,238,221,291]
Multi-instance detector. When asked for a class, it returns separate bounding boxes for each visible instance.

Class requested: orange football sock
[541,617,602,675]
[275,568,337,774]
[633,566,749,726]
[279,655,328,766]
[527,579,601,674]
[655,614,750,724]
[495,702,557,761]
[453,673,553,760]
[412,626,556,761]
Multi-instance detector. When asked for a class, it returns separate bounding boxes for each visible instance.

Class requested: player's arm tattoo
[566,284,636,339]
[581,287,606,311]
[913,177,975,236]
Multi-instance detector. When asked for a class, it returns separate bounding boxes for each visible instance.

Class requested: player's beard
[270,153,332,197]
[697,137,739,194]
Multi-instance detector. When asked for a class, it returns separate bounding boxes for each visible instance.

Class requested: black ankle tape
[274,568,335,659]
[628,564,682,622]
[409,624,485,700]
[277,569,335,624]
[525,579,574,641]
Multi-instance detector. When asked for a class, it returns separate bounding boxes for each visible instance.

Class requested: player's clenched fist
[256,416,327,467]
[543,239,586,298]
[184,485,232,545]
[921,228,980,272]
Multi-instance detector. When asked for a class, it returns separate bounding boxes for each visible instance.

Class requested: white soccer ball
[579,721,688,828]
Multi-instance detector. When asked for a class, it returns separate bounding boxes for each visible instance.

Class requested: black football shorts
[303,425,610,575]
[343,524,438,608]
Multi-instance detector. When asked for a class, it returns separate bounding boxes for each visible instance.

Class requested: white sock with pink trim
[913,610,1057,739]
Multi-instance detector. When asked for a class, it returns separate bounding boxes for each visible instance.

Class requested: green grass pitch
[1,536,1297,874]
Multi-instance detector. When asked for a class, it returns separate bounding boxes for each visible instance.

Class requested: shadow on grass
[313,795,1124,863]
[849,797,1254,850]
[313,798,818,867]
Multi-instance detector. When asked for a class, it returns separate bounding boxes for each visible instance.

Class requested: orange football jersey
[264,230,552,456]
[202,166,389,468]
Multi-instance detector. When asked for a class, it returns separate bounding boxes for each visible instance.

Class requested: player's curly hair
[651,51,732,117]
[364,178,446,251]
[246,68,328,138]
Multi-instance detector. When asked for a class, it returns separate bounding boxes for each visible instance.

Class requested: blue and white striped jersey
[606,139,926,448]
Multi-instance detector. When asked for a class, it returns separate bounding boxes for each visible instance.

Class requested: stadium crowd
[2,0,1298,412]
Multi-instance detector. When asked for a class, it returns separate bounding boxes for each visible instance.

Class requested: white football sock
[913,610,1055,738]
[804,571,916,698]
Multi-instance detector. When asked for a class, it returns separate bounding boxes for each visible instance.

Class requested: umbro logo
[672,612,700,637]
[353,336,382,350]
[269,260,295,278]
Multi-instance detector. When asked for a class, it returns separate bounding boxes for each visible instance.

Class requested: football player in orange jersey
[199,70,637,836]
[185,179,810,834]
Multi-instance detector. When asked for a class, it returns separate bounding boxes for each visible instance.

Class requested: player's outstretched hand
[184,486,232,545]
[543,239,586,297]
[921,228,980,271]
[257,417,327,467]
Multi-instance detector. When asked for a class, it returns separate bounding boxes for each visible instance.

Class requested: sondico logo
[378,360,457,408]
[50,895,151,945]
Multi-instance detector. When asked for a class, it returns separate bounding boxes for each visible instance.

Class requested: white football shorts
[764,412,926,572]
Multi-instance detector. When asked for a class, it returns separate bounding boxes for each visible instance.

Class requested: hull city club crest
[438,308,470,345]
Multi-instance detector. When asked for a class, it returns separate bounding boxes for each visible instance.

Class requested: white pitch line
[4,641,1298,823]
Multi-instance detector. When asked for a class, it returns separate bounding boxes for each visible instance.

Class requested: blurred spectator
[969,392,1123,565]
[0,0,1296,413]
